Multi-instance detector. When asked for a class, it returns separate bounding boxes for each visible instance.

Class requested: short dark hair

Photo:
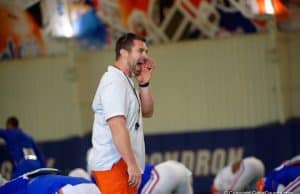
[115,33,146,60]
[6,116,19,128]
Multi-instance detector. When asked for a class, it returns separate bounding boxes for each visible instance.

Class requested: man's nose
[142,52,148,58]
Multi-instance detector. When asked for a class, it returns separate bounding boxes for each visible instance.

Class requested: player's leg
[231,157,264,191]
[140,167,161,194]
[245,157,265,190]
[142,161,179,194]
[161,160,194,194]
[59,183,101,194]
[282,176,300,194]
[175,169,193,194]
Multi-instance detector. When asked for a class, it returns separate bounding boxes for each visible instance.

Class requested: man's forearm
[108,117,138,167]
[139,87,154,117]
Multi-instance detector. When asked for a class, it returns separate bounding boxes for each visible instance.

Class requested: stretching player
[139,160,193,194]
[211,156,265,193]
[256,154,300,193]
[0,168,101,194]
[0,116,46,178]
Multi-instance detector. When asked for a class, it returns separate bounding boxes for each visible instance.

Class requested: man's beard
[131,62,142,76]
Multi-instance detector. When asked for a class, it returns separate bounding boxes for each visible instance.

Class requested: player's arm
[0,129,7,139]
[31,141,47,167]
[107,116,141,188]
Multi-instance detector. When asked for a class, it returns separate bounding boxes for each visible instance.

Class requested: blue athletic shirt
[264,162,300,191]
[0,128,46,177]
[0,174,92,194]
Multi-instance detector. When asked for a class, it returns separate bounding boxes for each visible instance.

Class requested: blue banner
[1,119,299,193]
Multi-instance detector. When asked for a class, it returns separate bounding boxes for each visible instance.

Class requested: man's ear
[120,48,128,58]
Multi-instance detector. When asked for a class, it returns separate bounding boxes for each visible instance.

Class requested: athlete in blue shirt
[257,155,300,193]
[139,160,193,194]
[0,116,46,178]
[0,168,101,194]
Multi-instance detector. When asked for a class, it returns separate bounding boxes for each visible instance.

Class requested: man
[0,116,46,179]
[0,168,101,194]
[256,155,300,193]
[211,157,265,193]
[88,32,155,194]
[139,160,193,194]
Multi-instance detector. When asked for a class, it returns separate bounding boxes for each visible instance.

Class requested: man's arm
[139,87,154,117]
[136,58,155,117]
[107,116,141,188]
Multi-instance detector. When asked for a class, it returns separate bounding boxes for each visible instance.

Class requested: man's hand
[136,58,155,85]
[127,163,142,189]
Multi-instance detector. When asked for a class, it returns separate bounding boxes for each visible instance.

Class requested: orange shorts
[92,159,137,194]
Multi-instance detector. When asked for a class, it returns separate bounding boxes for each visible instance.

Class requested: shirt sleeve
[101,79,129,121]
[0,129,7,139]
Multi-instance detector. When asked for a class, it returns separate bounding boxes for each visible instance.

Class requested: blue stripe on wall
[1,119,299,193]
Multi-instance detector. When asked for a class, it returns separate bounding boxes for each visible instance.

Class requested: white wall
[0,55,82,140]
[77,33,282,134]
[287,31,300,117]
[147,34,279,133]
[0,32,299,140]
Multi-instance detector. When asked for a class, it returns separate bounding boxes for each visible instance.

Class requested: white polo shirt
[88,66,145,172]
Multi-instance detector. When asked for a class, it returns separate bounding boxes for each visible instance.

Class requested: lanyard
[123,73,141,117]
[114,66,141,130]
